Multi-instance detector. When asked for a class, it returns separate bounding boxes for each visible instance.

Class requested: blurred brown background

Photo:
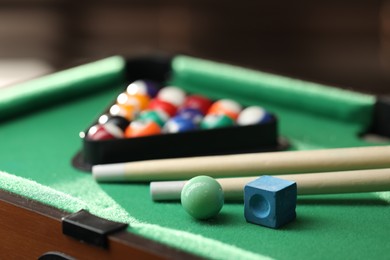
[0,0,389,94]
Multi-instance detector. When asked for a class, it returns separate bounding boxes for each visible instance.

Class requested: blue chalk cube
[244,176,297,229]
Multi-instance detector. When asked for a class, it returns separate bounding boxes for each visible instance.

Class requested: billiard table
[1,55,389,259]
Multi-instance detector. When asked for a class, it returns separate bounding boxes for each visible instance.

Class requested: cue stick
[93,145,390,182]
[150,168,390,201]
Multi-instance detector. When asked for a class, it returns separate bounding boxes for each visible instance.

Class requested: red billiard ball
[87,124,123,140]
[157,86,186,107]
[182,95,212,115]
[148,98,177,117]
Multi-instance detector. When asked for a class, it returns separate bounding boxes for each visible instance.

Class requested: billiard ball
[148,98,177,117]
[181,175,224,220]
[109,104,138,121]
[104,115,130,131]
[200,114,235,129]
[237,106,272,126]
[98,114,110,125]
[99,114,130,129]
[126,80,159,98]
[87,124,123,140]
[137,110,169,127]
[116,92,150,111]
[124,120,161,138]
[177,108,204,125]
[163,116,198,133]
[182,95,212,115]
[207,99,242,120]
[157,86,186,107]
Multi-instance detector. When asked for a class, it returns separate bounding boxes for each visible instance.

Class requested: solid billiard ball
[87,124,123,140]
[181,175,224,220]
[109,104,138,121]
[237,106,272,126]
[177,108,204,125]
[200,114,235,129]
[126,80,159,98]
[124,120,161,138]
[182,95,212,115]
[137,110,169,127]
[157,86,186,107]
[148,98,177,117]
[207,99,242,120]
[163,116,198,133]
[116,92,150,111]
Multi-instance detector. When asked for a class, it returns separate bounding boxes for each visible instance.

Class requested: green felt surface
[0,56,126,122]
[171,56,375,127]
[1,56,390,260]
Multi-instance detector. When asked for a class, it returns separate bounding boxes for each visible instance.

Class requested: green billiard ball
[137,110,169,127]
[181,176,224,220]
[200,114,235,129]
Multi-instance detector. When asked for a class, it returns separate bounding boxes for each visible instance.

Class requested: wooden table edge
[0,189,202,260]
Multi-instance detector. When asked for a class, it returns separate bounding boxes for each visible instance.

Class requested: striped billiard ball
[163,116,198,133]
[87,124,123,140]
[157,86,186,107]
[124,120,161,138]
[237,106,272,126]
[207,99,242,120]
[177,108,204,125]
[126,80,159,98]
[137,110,169,127]
[182,95,212,115]
[148,98,177,117]
[200,114,235,129]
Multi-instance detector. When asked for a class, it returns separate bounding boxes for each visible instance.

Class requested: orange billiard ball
[109,104,138,121]
[117,92,150,111]
[124,120,161,138]
[207,99,242,120]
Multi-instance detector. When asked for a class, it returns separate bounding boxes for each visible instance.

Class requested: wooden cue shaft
[94,146,390,182]
[150,168,390,201]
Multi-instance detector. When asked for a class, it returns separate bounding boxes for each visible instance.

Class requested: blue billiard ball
[126,80,159,98]
[177,108,204,125]
[163,116,198,133]
[237,106,272,126]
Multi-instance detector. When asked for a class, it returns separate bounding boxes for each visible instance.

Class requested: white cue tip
[92,163,126,182]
